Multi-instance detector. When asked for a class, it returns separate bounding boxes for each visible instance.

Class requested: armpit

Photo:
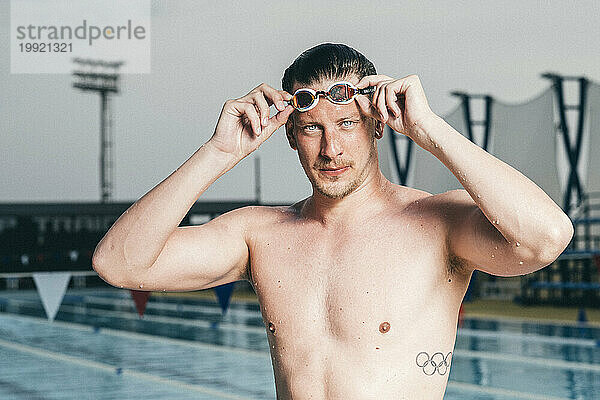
[444,224,475,278]
[447,252,472,277]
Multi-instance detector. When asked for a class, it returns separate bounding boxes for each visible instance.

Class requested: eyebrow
[296,115,360,126]
[336,115,361,122]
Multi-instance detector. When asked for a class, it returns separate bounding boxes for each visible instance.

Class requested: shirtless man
[92,43,574,399]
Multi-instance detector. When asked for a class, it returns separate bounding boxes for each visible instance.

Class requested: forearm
[92,142,237,272]
[414,114,573,258]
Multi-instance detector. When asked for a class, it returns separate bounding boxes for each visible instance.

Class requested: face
[286,76,381,199]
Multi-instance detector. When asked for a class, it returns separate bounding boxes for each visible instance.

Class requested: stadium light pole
[72,58,124,203]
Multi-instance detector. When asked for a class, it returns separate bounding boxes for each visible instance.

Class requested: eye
[341,120,357,128]
[303,124,320,133]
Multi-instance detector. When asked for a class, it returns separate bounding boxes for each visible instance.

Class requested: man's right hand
[207,83,294,162]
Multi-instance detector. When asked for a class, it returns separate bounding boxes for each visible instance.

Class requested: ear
[285,119,297,150]
[374,120,384,139]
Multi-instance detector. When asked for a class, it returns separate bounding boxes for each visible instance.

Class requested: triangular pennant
[32,272,71,322]
[129,290,151,318]
[214,282,235,315]
[458,303,464,328]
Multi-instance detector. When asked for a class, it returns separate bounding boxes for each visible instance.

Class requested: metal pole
[100,91,108,203]
[254,156,261,203]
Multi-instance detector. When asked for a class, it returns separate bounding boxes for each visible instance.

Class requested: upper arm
[129,206,254,292]
[434,189,545,277]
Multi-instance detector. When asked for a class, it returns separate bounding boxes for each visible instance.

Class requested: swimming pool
[0,288,599,399]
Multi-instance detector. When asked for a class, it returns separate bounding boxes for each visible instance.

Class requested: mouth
[319,166,350,176]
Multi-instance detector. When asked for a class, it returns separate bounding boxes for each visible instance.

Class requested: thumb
[264,105,294,136]
[355,96,381,122]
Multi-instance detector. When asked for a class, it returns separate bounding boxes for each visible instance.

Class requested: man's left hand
[355,74,437,140]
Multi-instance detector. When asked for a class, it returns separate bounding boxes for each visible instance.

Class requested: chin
[314,179,361,199]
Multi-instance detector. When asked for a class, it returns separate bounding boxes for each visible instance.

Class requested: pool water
[1,288,599,399]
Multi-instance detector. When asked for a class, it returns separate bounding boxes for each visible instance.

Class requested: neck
[301,166,391,226]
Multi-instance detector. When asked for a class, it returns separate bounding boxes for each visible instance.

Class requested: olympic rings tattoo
[415,351,452,375]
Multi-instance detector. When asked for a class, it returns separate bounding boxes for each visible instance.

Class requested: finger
[235,102,262,137]
[266,104,294,133]
[375,82,389,122]
[279,90,292,102]
[385,84,401,118]
[355,95,381,122]
[356,74,394,89]
[259,83,287,111]
[251,92,271,127]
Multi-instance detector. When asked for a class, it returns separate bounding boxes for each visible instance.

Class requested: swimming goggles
[287,81,375,112]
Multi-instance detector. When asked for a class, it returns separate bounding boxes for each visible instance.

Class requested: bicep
[133,207,251,292]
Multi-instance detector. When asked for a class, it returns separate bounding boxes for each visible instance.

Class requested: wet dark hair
[282,43,376,94]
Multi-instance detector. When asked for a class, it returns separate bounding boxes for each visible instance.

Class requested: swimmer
[92,43,574,399]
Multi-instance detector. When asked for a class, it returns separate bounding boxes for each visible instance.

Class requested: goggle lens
[293,91,315,110]
[329,84,349,102]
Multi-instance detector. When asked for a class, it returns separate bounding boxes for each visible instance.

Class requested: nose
[320,127,343,160]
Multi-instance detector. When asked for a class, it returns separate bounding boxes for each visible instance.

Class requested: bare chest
[248,214,464,343]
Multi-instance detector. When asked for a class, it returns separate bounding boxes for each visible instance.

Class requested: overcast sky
[1,0,599,204]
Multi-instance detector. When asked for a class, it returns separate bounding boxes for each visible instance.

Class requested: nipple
[379,321,391,333]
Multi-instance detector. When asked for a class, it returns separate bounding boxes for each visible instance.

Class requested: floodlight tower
[72,58,124,203]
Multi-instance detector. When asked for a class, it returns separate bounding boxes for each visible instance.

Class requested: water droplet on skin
[477,194,481,198]
[519,261,523,265]
[494,246,498,250]
[515,241,521,247]
[379,321,391,333]
[494,220,499,224]
[435,144,439,148]
[139,283,143,289]
[119,285,124,288]
[268,322,276,334]
[491,254,495,258]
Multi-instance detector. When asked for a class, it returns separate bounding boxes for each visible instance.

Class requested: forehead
[290,75,361,94]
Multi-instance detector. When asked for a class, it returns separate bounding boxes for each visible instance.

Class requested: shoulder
[230,198,309,228]
[384,183,433,215]
[405,188,473,216]
[403,188,477,237]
